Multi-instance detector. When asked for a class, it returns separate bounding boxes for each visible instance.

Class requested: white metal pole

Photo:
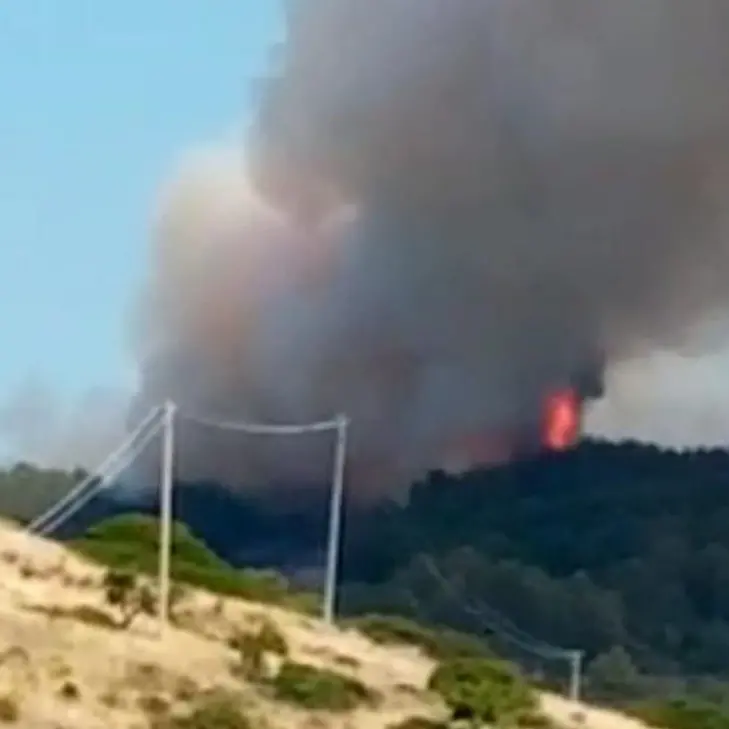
[323,414,348,625]
[569,650,583,704]
[158,400,176,637]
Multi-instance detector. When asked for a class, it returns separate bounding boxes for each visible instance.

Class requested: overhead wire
[29,409,164,537]
[23,403,580,666]
[27,405,163,534]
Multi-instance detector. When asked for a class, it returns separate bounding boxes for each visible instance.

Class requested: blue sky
[0,0,281,403]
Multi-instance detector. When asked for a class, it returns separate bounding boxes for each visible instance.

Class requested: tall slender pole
[569,650,583,704]
[158,400,176,637]
[323,414,348,625]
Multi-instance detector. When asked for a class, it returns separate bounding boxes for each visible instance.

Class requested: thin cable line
[416,553,576,660]
[176,410,340,435]
[22,400,578,664]
[34,417,164,537]
[27,406,163,533]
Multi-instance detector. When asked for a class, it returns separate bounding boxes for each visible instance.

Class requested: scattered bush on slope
[149,689,252,729]
[271,661,376,712]
[633,697,729,729]
[349,614,492,660]
[429,656,541,728]
[73,515,317,611]
[229,618,289,681]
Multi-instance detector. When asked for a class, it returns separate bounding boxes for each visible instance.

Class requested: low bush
[429,657,537,728]
[173,676,199,702]
[74,516,313,611]
[138,693,171,717]
[229,618,289,680]
[632,697,729,729]
[272,661,374,712]
[282,591,321,616]
[67,604,117,630]
[349,614,491,660]
[102,569,156,629]
[333,654,360,669]
[58,680,80,701]
[150,690,251,729]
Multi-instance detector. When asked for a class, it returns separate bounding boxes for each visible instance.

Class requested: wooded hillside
[5,438,729,702]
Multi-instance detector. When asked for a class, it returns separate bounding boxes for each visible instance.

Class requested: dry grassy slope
[0,520,658,729]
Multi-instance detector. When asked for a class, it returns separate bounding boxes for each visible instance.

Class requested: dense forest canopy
[5,438,729,699]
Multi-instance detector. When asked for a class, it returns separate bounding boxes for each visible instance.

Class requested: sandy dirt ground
[0,520,658,729]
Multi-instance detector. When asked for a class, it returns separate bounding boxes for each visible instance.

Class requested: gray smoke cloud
[1,378,129,470]
[130,0,729,496]
[588,349,729,448]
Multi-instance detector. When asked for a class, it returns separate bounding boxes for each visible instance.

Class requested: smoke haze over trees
[120,0,729,494]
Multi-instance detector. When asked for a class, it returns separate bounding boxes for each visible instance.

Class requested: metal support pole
[323,414,348,625]
[569,650,583,704]
[158,400,176,637]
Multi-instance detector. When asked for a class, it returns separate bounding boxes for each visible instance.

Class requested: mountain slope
[0,518,659,729]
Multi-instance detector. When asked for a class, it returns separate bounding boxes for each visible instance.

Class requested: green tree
[586,646,642,702]
[429,657,536,727]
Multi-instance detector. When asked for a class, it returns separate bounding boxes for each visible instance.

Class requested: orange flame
[542,388,580,451]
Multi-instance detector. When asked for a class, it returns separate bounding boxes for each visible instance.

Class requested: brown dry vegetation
[0,519,660,728]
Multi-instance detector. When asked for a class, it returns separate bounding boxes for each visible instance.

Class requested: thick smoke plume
[131,0,729,498]
[589,350,729,448]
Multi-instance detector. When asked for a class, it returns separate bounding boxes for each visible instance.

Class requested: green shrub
[429,657,536,728]
[74,516,308,610]
[150,690,251,729]
[282,591,321,616]
[172,562,291,604]
[272,661,374,712]
[350,614,491,660]
[633,697,729,729]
